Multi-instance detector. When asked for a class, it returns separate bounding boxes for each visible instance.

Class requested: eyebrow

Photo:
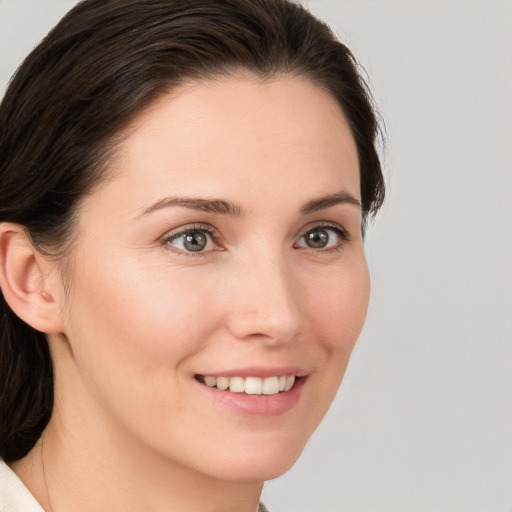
[141,196,244,217]
[140,190,361,218]
[299,191,361,214]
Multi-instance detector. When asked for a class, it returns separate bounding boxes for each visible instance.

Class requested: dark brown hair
[0,0,384,462]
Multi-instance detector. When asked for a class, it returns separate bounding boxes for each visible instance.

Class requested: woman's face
[51,75,369,482]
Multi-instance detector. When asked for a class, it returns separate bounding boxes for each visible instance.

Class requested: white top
[0,459,44,511]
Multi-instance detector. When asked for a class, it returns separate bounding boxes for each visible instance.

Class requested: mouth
[195,374,299,395]
[194,370,308,416]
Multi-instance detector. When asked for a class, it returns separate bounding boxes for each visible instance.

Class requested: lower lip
[196,377,306,417]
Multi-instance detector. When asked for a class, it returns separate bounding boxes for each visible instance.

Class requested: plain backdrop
[1,1,511,511]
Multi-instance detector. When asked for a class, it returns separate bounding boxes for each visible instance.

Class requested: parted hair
[0,0,384,462]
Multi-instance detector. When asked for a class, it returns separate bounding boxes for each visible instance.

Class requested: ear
[0,223,65,334]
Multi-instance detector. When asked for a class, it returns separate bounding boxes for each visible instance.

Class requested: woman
[0,0,384,510]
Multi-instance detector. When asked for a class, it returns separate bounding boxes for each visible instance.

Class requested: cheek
[305,256,370,355]
[301,258,370,436]
[63,257,220,390]
[58,256,230,456]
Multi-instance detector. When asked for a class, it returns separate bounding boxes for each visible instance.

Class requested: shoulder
[0,459,44,512]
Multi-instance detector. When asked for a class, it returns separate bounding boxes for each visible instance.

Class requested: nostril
[227,313,301,345]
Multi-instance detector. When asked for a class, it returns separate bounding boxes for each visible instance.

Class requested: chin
[199,430,310,483]
[211,455,301,483]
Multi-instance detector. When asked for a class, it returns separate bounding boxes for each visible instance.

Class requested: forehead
[92,74,360,215]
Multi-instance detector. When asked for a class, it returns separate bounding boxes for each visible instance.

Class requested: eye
[296,225,348,250]
[164,227,217,253]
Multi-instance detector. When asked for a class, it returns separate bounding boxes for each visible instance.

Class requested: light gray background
[1,1,511,511]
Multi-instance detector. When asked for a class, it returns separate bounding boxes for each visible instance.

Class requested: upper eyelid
[163,221,347,238]
[162,223,221,242]
[298,221,350,239]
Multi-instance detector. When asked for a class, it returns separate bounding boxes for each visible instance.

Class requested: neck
[11,408,263,512]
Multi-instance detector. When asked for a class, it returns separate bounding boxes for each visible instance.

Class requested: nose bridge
[226,247,301,343]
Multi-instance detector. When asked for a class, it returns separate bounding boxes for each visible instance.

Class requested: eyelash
[161,224,222,257]
[296,223,350,253]
[161,222,350,256]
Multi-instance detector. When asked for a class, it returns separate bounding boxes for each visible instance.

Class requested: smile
[196,375,296,395]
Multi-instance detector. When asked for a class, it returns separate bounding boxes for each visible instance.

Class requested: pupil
[184,231,207,251]
[306,229,328,248]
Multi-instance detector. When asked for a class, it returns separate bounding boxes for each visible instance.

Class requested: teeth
[201,375,296,395]
[229,377,245,393]
[245,377,263,395]
[262,376,280,395]
[216,376,229,391]
[284,375,295,392]
[204,376,217,387]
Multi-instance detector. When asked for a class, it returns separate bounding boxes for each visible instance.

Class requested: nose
[224,252,302,345]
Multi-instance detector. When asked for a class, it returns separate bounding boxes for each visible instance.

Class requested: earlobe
[0,223,65,334]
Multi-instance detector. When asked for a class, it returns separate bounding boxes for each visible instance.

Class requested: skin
[8,74,370,512]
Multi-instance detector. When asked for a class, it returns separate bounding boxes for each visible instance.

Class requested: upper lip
[195,366,310,378]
